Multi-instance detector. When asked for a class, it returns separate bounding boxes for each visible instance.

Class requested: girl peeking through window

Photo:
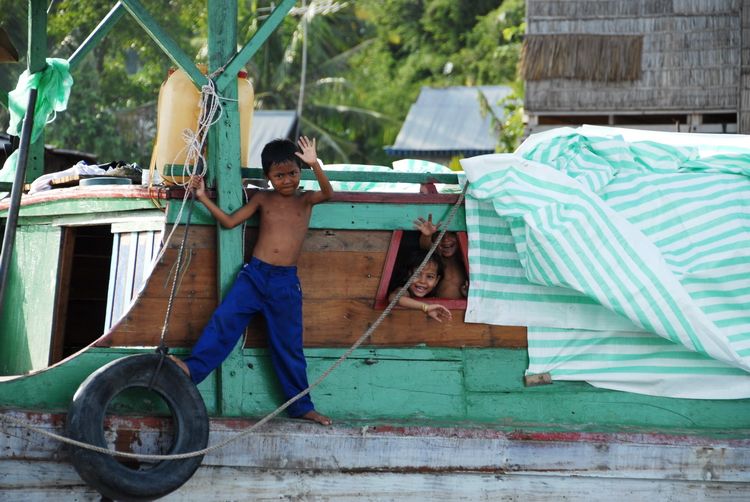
[389,251,452,322]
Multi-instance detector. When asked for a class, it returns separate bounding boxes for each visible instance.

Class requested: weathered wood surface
[98,226,218,347]
[525,0,744,113]
[4,462,750,501]
[2,412,749,501]
[100,227,527,349]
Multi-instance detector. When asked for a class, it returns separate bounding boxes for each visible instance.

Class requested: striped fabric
[461,126,750,399]
[300,159,456,192]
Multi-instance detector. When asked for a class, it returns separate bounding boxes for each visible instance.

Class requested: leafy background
[0,0,525,168]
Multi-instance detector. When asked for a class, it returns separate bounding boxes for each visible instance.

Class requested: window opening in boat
[50,225,114,364]
[374,230,468,310]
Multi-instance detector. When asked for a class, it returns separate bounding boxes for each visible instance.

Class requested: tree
[2,0,526,169]
[345,0,526,159]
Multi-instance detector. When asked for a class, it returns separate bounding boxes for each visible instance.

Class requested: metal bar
[0,89,38,315]
[120,0,207,88]
[216,0,295,88]
[68,2,126,70]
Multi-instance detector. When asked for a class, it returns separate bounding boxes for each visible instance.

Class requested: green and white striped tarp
[461,126,750,399]
[300,159,458,192]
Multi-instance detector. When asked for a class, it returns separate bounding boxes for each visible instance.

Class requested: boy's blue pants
[184,257,314,418]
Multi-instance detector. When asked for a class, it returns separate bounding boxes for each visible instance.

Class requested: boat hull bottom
[2,411,749,500]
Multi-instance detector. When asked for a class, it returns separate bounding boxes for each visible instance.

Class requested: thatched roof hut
[522,0,750,135]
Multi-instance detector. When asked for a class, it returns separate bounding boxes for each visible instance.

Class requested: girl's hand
[414,213,441,237]
[461,280,469,298]
[189,175,206,198]
[426,304,452,323]
[296,136,318,166]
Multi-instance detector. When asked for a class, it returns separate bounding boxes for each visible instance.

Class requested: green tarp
[462,126,750,399]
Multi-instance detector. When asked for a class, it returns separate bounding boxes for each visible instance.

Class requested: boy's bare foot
[168,355,191,378]
[301,410,332,426]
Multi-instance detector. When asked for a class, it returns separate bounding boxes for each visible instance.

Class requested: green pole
[26,0,46,182]
[208,0,245,416]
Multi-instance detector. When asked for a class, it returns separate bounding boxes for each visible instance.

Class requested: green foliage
[3,0,526,168]
[345,0,526,161]
[479,80,525,153]
[243,1,389,164]
[40,0,207,166]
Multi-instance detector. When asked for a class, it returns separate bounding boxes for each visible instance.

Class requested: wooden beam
[26,0,46,182]
[68,2,126,71]
[164,165,462,185]
[216,0,296,88]
[120,0,206,87]
[207,0,245,417]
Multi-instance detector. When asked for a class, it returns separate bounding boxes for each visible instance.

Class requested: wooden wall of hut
[523,0,750,134]
[742,0,750,132]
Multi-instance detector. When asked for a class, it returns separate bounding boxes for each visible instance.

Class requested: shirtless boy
[413,214,468,299]
[171,136,333,426]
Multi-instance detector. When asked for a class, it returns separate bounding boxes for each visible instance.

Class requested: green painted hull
[1,191,750,437]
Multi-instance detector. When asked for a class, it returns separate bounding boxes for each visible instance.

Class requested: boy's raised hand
[414,213,441,237]
[295,136,318,167]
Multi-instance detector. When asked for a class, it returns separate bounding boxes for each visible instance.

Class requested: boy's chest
[442,262,466,281]
[260,199,311,227]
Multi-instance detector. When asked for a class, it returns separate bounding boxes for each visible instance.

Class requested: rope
[0,182,469,461]
[146,76,224,312]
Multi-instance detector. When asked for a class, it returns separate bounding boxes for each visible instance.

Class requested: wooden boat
[2,167,750,500]
[1,1,749,500]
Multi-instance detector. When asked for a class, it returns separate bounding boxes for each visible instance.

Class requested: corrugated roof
[385,86,512,156]
[247,110,297,168]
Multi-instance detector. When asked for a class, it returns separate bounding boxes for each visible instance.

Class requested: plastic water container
[148,66,254,185]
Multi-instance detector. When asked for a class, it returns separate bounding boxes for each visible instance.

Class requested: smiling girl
[389,251,453,323]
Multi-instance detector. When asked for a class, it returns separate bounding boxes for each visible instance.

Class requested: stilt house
[522,0,750,134]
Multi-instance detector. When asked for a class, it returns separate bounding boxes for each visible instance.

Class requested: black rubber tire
[65,353,209,501]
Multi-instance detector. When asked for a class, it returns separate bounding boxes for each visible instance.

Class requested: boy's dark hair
[399,250,443,297]
[260,138,302,175]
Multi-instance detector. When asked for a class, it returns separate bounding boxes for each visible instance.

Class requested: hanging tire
[66,353,209,501]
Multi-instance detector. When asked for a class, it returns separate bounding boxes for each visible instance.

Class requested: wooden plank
[49,227,76,365]
[4,439,750,500]
[3,413,750,499]
[100,297,217,347]
[238,352,466,420]
[298,251,385,299]
[26,0,46,182]
[244,299,527,348]
[301,229,392,253]
[3,348,750,432]
[236,167,462,185]
[169,200,467,230]
[142,248,217,299]
[0,225,61,374]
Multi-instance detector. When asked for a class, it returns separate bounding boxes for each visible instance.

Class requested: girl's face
[408,261,441,298]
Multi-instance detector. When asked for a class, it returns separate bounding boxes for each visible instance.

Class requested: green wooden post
[26,0,46,182]
[208,0,245,416]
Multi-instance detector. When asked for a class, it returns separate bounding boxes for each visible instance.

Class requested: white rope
[150,78,224,279]
[0,183,469,462]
